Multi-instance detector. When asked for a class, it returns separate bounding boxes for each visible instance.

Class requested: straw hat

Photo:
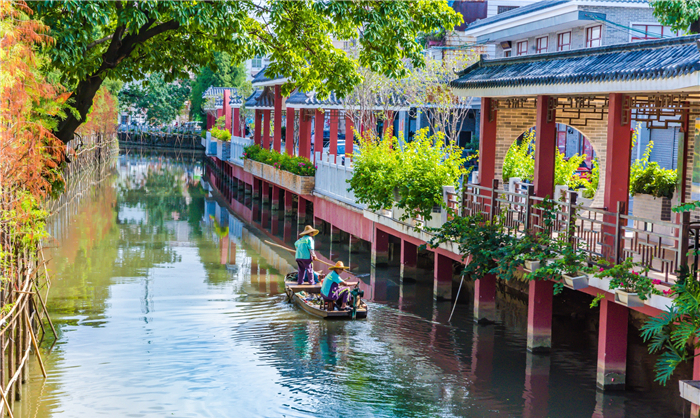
[328,261,350,272]
[299,225,320,237]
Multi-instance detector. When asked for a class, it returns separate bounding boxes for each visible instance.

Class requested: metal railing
[314,152,364,208]
[450,179,690,283]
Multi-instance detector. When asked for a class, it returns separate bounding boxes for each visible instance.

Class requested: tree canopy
[118,73,190,126]
[31,0,461,143]
[189,52,249,122]
[651,0,700,33]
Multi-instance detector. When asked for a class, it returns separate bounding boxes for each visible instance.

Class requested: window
[630,24,679,41]
[498,6,519,14]
[517,40,528,56]
[557,31,571,51]
[536,36,548,54]
[585,25,602,48]
[504,49,512,58]
[251,55,262,68]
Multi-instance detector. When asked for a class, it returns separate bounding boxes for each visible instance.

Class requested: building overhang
[475,11,605,45]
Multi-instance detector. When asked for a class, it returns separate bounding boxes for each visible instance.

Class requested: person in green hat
[295,225,319,285]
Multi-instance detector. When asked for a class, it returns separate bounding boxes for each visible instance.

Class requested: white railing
[206,132,217,156]
[229,136,253,166]
[314,152,364,208]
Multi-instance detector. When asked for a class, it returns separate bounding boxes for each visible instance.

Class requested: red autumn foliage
[0,0,66,201]
[77,87,118,138]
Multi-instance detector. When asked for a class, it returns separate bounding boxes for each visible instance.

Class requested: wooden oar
[263,240,338,268]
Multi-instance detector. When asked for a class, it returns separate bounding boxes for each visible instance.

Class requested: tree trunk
[55,76,105,144]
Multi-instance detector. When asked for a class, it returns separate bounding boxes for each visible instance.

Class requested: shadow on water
[15,149,686,418]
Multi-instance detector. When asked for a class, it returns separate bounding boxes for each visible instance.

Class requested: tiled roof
[451,35,700,90]
[202,86,239,99]
[244,89,276,108]
[251,66,285,85]
[467,0,648,31]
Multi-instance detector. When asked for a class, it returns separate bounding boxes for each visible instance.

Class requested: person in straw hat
[321,261,352,310]
[295,225,319,285]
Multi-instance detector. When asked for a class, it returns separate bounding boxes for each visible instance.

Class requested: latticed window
[631,24,679,41]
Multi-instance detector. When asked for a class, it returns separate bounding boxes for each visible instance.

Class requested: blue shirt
[321,271,343,298]
[295,236,314,259]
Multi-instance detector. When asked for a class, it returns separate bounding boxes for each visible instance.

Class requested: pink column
[224,90,232,133]
[274,86,282,153]
[527,95,557,353]
[372,228,389,267]
[433,253,453,300]
[271,185,282,210]
[233,107,240,137]
[261,181,270,203]
[286,107,295,155]
[314,109,325,161]
[603,93,632,261]
[596,299,628,390]
[207,113,213,130]
[474,273,497,323]
[345,113,355,157]
[400,239,418,281]
[254,110,262,146]
[263,109,271,150]
[329,110,338,156]
[284,190,294,216]
[299,110,312,160]
[523,353,551,418]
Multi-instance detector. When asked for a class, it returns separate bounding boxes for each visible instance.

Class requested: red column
[263,109,271,150]
[224,90,232,133]
[372,228,389,266]
[474,273,497,323]
[345,113,355,157]
[284,189,294,215]
[527,95,557,353]
[286,107,295,155]
[298,196,307,223]
[233,108,240,137]
[383,111,394,139]
[329,110,338,155]
[523,353,551,418]
[261,181,270,203]
[207,113,213,130]
[434,253,453,300]
[217,108,223,122]
[479,98,497,187]
[603,93,632,261]
[271,185,282,210]
[596,299,628,390]
[274,86,283,153]
[299,110,312,160]
[254,110,262,146]
[314,109,325,161]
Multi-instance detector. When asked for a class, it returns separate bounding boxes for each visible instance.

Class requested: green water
[13,150,684,418]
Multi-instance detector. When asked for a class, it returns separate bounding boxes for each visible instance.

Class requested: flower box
[562,273,589,290]
[614,289,644,308]
[244,159,314,195]
[524,260,540,271]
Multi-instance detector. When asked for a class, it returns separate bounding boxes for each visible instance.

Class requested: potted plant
[549,241,589,290]
[593,258,661,307]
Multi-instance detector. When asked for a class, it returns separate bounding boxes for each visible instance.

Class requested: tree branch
[85,34,114,51]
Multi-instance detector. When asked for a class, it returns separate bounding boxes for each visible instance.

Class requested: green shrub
[210,127,231,142]
[629,140,677,199]
[242,144,315,176]
[350,128,469,221]
[581,158,599,199]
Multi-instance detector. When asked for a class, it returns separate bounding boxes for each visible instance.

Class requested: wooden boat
[284,272,368,319]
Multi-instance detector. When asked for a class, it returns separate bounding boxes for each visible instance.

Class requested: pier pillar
[596,299,628,390]
[603,93,632,261]
[286,107,295,156]
[261,181,270,203]
[263,109,271,150]
[345,112,355,157]
[315,109,325,162]
[297,197,308,224]
[254,110,262,146]
[474,273,497,324]
[271,185,282,211]
[372,228,389,267]
[224,90,232,133]
[433,253,453,301]
[526,95,557,353]
[329,110,339,156]
[523,352,551,418]
[274,86,282,153]
[271,188,281,236]
[284,190,294,217]
[400,239,418,281]
[252,178,261,199]
[470,323,495,385]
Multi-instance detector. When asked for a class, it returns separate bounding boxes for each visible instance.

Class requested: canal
[15,150,682,417]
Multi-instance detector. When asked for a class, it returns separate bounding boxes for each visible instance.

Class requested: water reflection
[14,150,685,418]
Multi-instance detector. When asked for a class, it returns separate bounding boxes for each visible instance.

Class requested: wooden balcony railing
[444,179,692,284]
